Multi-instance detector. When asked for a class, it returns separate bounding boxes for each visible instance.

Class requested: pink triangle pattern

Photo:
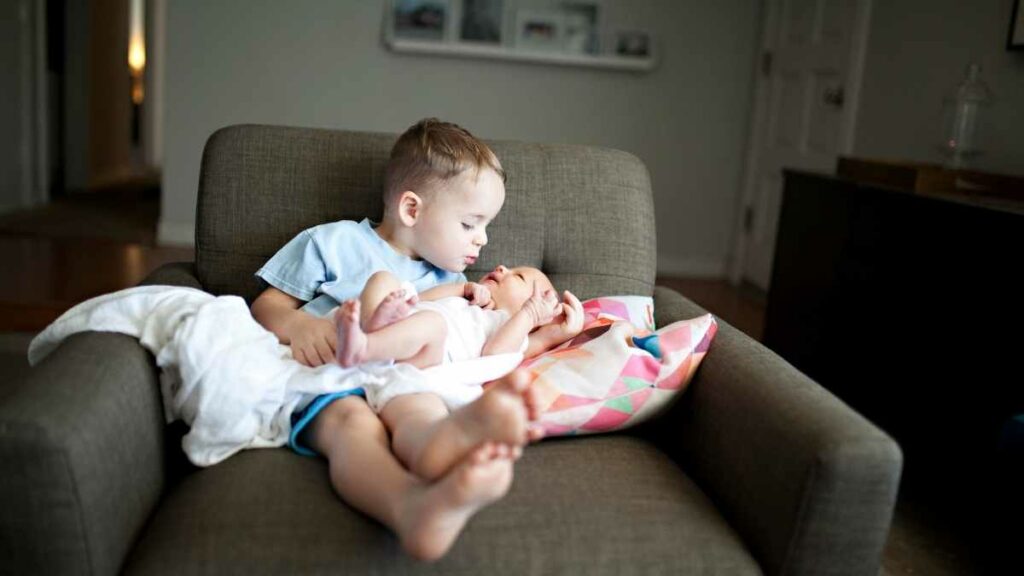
[657,355,693,390]
[695,322,718,353]
[621,353,661,380]
[522,347,591,370]
[580,407,632,432]
[607,378,630,397]
[540,422,576,436]
[630,387,654,412]
[583,298,630,325]
[658,323,693,354]
[548,393,602,412]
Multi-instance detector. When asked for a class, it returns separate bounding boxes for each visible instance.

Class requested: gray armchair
[0,125,902,575]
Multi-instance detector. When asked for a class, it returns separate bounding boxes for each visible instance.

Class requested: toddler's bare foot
[501,369,546,435]
[335,300,368,367]
[411,369,545,480]
[397,442,515,561]
[365,288,418,332]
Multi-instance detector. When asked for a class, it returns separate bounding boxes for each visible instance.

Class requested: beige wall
[854,0,1024,175]
[159,0,762,277]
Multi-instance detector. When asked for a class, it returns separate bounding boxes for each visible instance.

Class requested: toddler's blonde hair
[384,118,505,207]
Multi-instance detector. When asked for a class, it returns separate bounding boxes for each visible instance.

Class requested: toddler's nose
[495,265,508,275]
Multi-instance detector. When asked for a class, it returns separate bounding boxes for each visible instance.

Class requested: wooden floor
[0,235,193,331]
[656,277,765,340]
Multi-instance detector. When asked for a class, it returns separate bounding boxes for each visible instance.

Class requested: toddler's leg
[336,303,446,368]
[305,396,517,561]
[380,370,545,481]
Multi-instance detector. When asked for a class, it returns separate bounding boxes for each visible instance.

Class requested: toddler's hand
[520,284,560,327]
[464,282,493,309]
[288,314,337,367]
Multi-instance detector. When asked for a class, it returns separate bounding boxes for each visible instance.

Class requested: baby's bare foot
[335,300,368,367]
[365,289,418,332]
[411,369,544,480]
[397,442,515,561]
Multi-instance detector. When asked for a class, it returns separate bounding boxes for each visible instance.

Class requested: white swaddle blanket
[27,286,521,467]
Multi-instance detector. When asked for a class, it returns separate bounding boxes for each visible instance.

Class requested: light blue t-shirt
[255,218,465,317]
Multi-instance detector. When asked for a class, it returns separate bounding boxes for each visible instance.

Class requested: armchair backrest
[195,124,657,302]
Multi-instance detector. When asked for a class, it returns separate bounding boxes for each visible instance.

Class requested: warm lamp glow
[128,0,145,74]
[128,0,145,107]
[128,39,146,73]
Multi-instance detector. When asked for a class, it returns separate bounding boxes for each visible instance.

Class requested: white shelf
[385,36,656,72]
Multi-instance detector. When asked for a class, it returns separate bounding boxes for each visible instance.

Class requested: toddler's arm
[251,287,337,367]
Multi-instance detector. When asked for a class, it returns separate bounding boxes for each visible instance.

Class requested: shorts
[288,388,366,457]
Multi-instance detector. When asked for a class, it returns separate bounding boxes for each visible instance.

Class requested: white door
[732,0,872,290]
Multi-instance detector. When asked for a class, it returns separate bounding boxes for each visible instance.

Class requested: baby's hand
[288,315,337,367]
[464,282,493,309]
[520,284,560,327]
[557,290,585,338]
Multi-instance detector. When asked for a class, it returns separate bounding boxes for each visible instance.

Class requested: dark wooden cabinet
[764,170,1024,496]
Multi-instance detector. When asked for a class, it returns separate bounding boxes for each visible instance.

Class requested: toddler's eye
[461,223,474,231]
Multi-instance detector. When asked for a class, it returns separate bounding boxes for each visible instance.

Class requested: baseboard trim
[656,255,727,279]
[156,219,195,247]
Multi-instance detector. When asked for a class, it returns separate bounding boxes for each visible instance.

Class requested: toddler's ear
[397,191,422,226]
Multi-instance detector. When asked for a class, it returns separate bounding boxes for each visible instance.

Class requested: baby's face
[479,265,555,312]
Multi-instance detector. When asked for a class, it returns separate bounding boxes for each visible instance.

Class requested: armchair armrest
[139,261,202,289]
[0,332,166,575]
[649,286,902,576]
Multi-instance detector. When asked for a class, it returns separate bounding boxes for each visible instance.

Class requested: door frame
[728,0,873,287]
[14,0,50,209]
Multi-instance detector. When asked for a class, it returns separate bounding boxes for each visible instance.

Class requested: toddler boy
[251,119,540,560]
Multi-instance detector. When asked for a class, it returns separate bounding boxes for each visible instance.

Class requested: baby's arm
[419,281,493,308]
[251,286,337,366]
[482,287,559,356]
[524,291,584,358]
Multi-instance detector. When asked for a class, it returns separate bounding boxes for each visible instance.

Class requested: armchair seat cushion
[124,436,761,575]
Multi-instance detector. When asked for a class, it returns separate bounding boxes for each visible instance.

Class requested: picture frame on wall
[615,30,651,57]
[383,0,656,72]
[460,0,504,44]
[393,0,450,42]
[1009,0,1024,50]
[515,9,564,52]
[561,2,600,55]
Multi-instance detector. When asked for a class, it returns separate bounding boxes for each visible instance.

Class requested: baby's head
[383,118,506,273]
[479,265,556,313]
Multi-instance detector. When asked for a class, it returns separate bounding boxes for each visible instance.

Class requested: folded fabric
[524,296,717,437]
[28,286,522,466]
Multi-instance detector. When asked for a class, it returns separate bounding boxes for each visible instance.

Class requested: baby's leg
[306,396,517,561]
[381,370,545,481]
[359,271,417,332]
[336,302,446,368]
